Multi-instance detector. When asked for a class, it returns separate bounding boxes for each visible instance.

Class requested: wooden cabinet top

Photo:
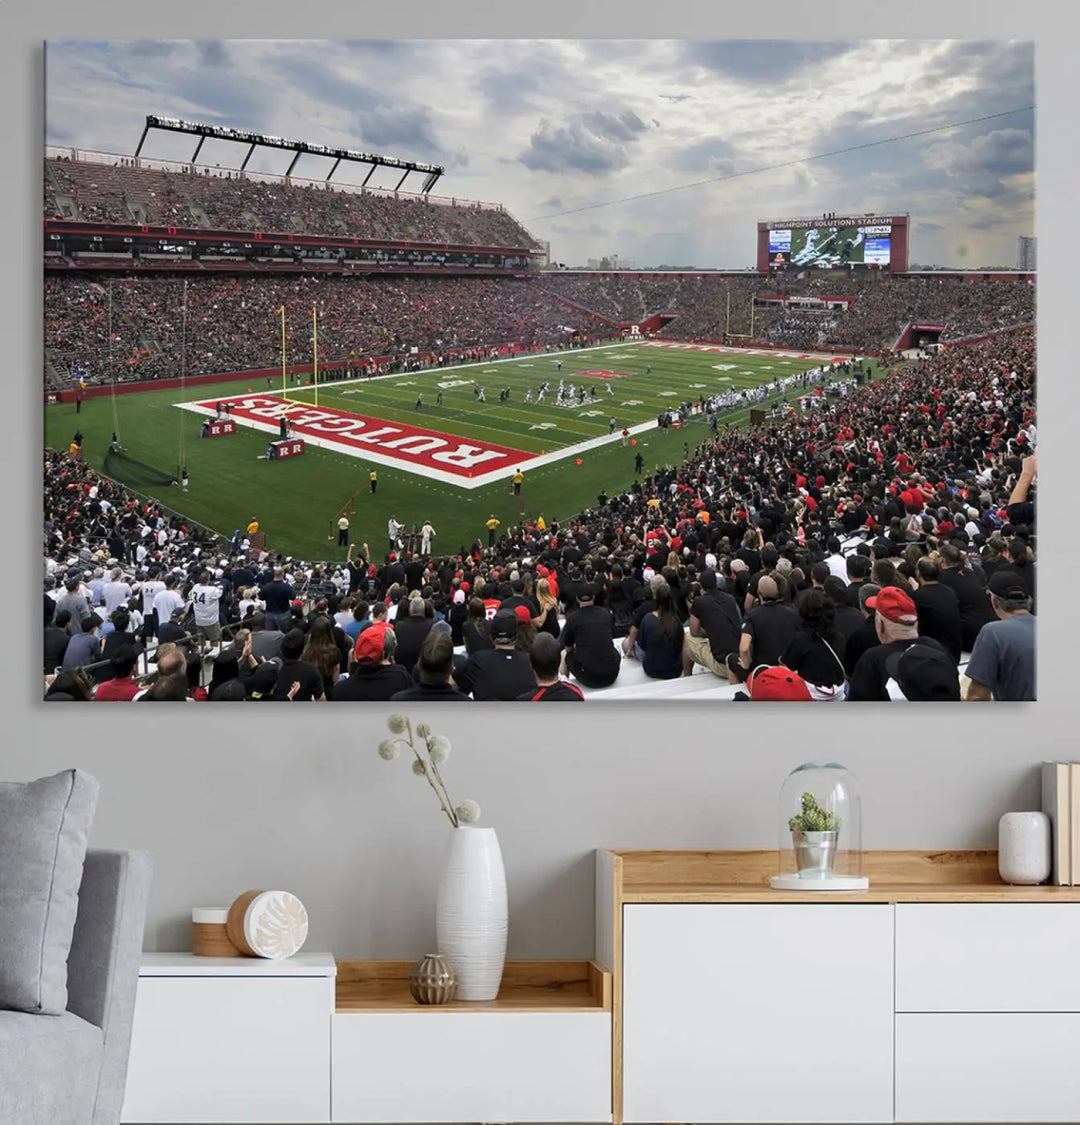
[599,850,1080,904]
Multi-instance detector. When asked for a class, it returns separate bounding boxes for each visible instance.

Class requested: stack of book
[1041,761,1080,885]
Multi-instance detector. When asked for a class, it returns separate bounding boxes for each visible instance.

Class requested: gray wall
[10,7,1077,961]
[5,734,1068,958]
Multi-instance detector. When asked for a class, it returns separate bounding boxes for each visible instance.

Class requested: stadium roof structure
[134,115,445,193]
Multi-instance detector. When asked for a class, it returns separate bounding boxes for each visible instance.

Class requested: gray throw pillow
[0,769,99,1013]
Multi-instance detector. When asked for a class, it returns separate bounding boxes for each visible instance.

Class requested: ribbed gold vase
[409,953,458,1005]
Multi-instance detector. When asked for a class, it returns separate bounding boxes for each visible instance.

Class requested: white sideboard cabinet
[598,849,1080,1125]
[120,953,336,1124]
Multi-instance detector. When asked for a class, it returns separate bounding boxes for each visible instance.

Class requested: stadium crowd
[648,274,1032,348]
[45,157,542,249]
[44,275,610,383]
[43,325,1036,702]
[45,272,1033,387]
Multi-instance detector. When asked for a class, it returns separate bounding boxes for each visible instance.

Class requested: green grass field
[44,342,852,560]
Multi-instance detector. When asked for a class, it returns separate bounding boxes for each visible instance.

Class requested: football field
[44,342,853,560]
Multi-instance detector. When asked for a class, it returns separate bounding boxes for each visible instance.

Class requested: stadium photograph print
[42,38,1035,703]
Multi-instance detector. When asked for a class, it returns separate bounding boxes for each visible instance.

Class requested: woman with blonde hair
[532,577,561,638]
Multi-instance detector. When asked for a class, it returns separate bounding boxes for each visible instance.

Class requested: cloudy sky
[45,39,1033,269]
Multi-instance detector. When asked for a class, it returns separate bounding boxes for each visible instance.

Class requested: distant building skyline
[1017,235,1037,270]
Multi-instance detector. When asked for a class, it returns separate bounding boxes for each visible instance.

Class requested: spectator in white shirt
[824,536,849,584]
[187,570,224,648]
[139,567,166,640]
[102,567,133,617]
[152,575,185,630]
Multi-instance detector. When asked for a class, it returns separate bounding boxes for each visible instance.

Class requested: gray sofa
[0,849,153,1125]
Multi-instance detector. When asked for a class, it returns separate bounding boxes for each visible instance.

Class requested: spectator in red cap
[513,603,536,650]
[848,586,951,701]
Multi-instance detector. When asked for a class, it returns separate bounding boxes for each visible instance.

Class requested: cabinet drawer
[332,1011,611,1123]
[622,904,893,1123]
[896,904,1080,1011]
[121,976,332,1123]
[896,1013,1080,1122]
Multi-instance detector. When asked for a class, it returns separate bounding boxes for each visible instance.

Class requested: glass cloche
[770,762,868,891]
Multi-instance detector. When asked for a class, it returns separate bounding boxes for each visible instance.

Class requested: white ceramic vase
[435,825,508,1001]
[998,811,1051,885]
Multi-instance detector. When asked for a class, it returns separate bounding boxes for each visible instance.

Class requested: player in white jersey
[525,389,534,403]
[793,228,819,265]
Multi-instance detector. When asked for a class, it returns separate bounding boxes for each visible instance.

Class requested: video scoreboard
[756,214,909,273]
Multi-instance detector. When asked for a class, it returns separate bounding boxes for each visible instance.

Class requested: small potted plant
[788,791,841,877]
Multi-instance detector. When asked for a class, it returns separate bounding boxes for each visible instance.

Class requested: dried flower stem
[404,719,459,828]
[426,755,458,828]
[379,714,478,829]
